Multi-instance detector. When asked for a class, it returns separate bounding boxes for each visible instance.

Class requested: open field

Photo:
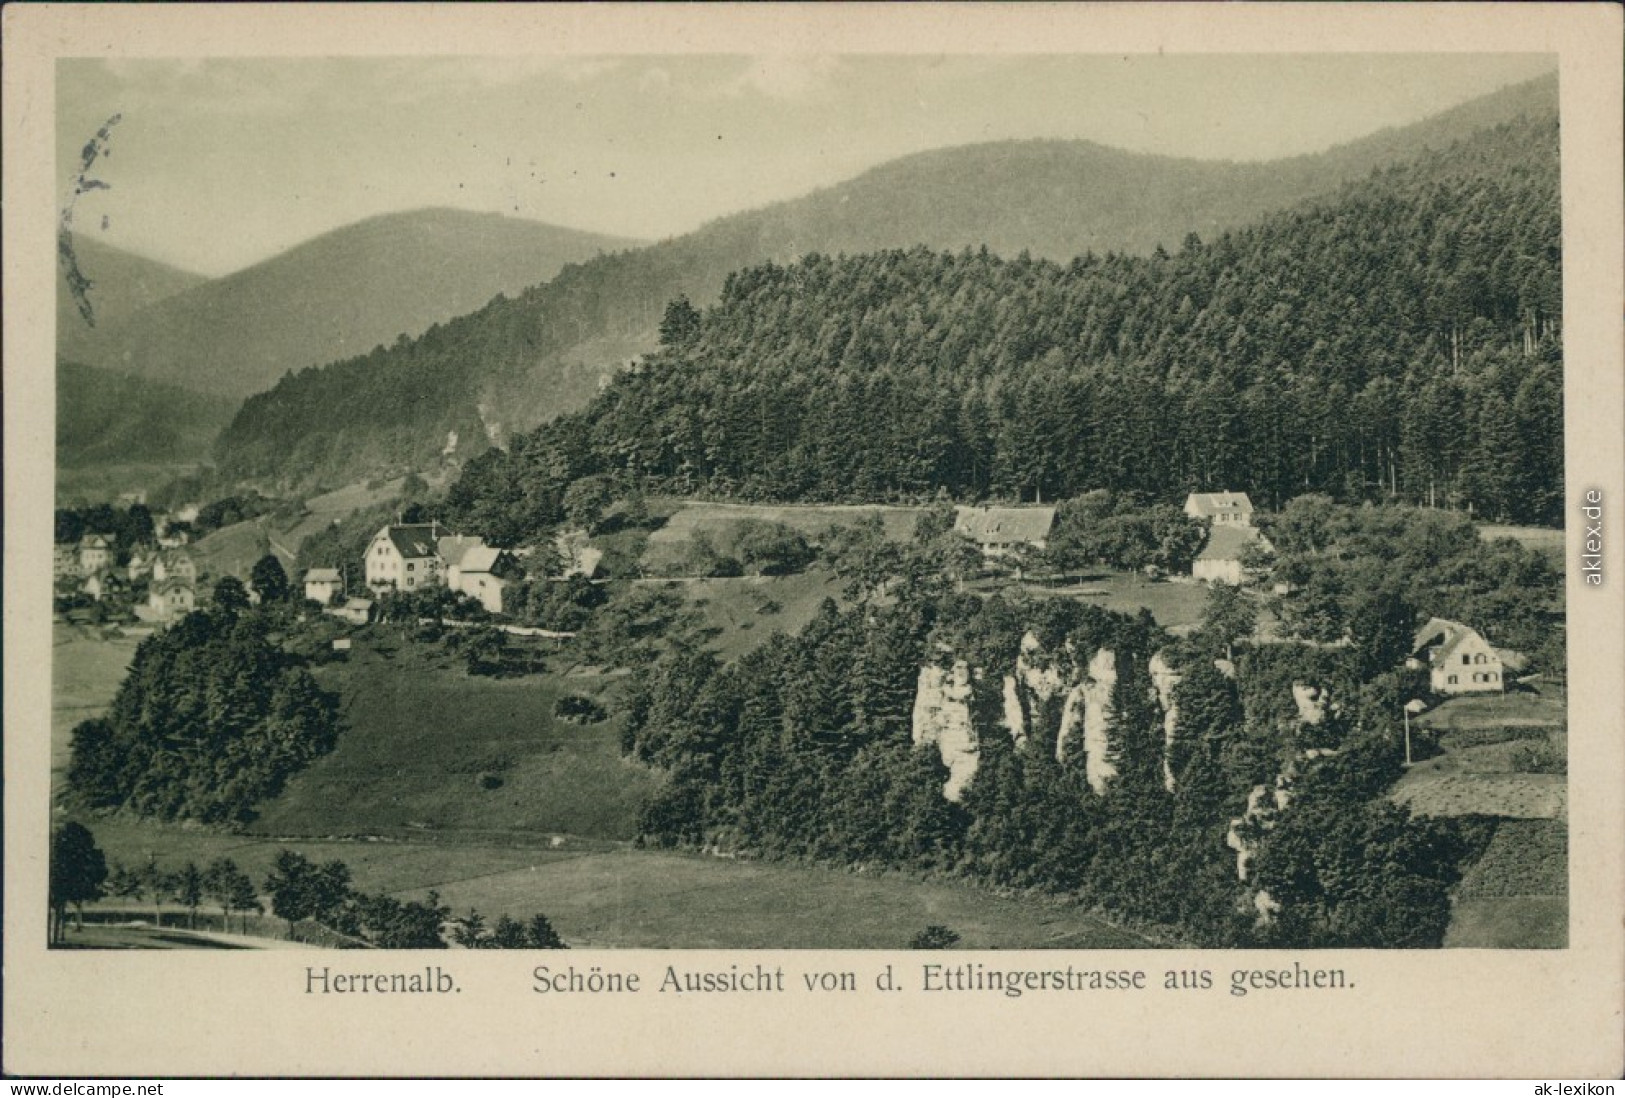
[1447,818,1568,950]
[643,499,921,573]
[190,518,276,579]
[1477,523,1564,559]
[1444,897,1567,948]
[247,635,660,841]
[1005,571,1214,631]
[51,624,142,779]
[670,570,847,662]
[399,847,1160,949]
[75,818,1154,949]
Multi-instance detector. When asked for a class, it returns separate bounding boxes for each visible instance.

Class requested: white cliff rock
[911,661,979,802]
[1149,651,1183,792]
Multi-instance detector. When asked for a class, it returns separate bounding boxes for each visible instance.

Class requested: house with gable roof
[952,505,1056,556]
[303,567,343,606]
[78,534,115,575]
[365,522,453,592]
[1411,618,1511,695]
[445,542,518,614]
[1192,524,1272,585]
[1183,491,1254,528]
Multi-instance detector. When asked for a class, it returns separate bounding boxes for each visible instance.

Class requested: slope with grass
[245,635,659,842]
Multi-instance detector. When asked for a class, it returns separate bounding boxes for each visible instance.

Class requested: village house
[303,567,343,606]
[1183,491,1255,527]
[953,505,1056,556]
[53,544,81,580]
[148,577,196,622]
[78,534,114,575]
[127,548,154,582]
[1411,618,1513,695]
[365,522,453,592]
[444,543,518,615]
[152,550,198,585]
[1192,524,1271,585]
[82,570,129,603]
[328,596,376,625]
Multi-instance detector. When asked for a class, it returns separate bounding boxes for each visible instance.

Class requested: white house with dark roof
[1411,618,1508,695]
[953,505,1056,556]
[303,567,343,606]
[365,522,453,592]
[1184,491,1255,527]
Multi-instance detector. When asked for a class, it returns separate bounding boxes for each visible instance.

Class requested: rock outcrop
[911,661,980,801]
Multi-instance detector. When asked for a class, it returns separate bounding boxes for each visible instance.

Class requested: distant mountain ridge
[62,208,644,398]
[57,235,208,355]
[208,72,1553,488]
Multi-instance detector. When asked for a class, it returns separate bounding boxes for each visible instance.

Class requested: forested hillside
[217,77,1558,490]
[445,114,1561,533]
[57,360,238,467]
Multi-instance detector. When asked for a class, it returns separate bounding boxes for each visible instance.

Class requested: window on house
[1474,653,1486,664]
[407,578,415,588]
[1461,654,1470,665]
[1448,675,1458,685]
[406,563,414,572]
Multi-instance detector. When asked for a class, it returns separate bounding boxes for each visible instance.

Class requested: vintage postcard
[4,2,1621,1079]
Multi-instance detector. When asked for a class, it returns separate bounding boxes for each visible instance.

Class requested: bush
[908,925,961,949]
[1508,740,1565,774]
[554,694,608,725]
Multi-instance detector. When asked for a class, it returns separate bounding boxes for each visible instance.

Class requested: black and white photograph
[6,2,1622,1080]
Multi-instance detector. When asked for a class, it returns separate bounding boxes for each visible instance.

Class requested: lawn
[245,635,661,841]
[396,847,1161,949]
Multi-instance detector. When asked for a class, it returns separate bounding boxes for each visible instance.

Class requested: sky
[56,54,1557,277]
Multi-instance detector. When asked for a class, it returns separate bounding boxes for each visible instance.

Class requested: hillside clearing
[247,634,659,841]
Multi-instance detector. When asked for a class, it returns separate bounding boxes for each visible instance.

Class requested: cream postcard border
[4,3,1621,1079]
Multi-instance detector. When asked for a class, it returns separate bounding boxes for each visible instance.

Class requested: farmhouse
[365,522,453,592]
[303,567,343,606]
[1184,491,1254,527]
[78,534,114,575]
[1193,524,1271,585]
[1411,618,1510,695]
[953,505,1056,555]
